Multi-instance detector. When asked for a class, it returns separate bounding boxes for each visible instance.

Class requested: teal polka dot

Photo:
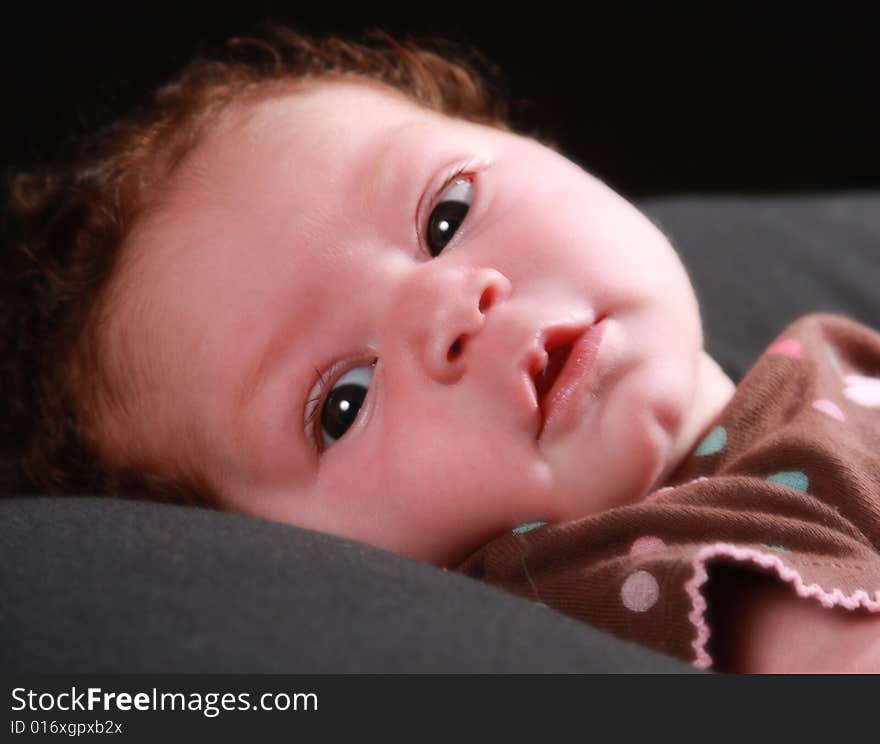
[695,425,727,456]
[825,344,843,377]
[767,470,809,492]
[512,521,546,534]
[760,544,791,554]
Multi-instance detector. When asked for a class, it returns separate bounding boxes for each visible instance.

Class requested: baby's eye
[319,363,375,449]
[426,177,473,257]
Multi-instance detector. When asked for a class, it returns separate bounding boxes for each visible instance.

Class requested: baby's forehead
[133,80,431,228]
[126,78,471,262]
[129,75,511,262]
[208,78,444,152]
[160,79,485,223]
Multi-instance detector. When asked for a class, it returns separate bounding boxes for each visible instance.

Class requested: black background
[4,2,879,198]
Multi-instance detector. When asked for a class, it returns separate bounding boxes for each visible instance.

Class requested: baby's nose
[402,266,512,384]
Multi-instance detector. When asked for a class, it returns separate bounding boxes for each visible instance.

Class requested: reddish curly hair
[0,26,532,506]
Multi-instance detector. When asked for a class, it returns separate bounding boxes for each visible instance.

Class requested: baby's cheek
[606,372,678,482]
[378,425,545,534]
[545,378,672,516]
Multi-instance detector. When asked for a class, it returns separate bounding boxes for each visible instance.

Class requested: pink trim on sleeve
[684,543,880,669]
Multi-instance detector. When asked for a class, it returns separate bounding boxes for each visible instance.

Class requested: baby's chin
[545,380,683,518]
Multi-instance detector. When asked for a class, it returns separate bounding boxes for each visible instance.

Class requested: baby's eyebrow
[235,306,305,415]
[357,118,432,208]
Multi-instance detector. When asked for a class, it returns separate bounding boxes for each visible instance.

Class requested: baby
[3,27,879,673]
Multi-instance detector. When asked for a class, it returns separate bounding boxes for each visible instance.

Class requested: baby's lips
[469,302,596,439]
[518,344,547,435]
[521,319,599,439]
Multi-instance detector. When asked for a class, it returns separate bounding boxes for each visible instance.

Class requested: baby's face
[109,80,706,564]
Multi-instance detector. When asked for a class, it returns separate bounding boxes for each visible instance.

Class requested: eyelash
[304,366,329,440]
[304,361,343,449]
[305,356,379,452]
[306,163,477,453]
[419,163,472,256]
[437,164,470,199]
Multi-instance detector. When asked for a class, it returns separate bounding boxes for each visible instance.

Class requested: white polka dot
[629,536,666,556]
[621,570,660,612]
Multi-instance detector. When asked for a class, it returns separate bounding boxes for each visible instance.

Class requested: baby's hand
[709,571,880,673]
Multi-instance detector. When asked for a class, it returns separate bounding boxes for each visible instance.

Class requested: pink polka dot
[686,476,710,486]
[812,398,846,422]
[621,570,660,612]
[767,338,803,359]
[629,536,666,556]
[646,477,709,502]
[646,486,676,501]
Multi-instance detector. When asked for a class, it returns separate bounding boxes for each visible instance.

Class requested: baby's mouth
[530,317,607,439]
[531,329,581,436]
[534,341,574,401]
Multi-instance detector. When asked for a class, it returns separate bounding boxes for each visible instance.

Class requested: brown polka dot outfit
[456,314,880,669]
